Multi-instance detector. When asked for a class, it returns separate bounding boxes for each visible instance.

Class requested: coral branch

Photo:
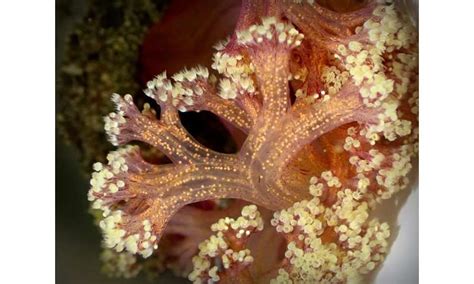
[88,146,271,259]
[203,96,253,133]
[237,18,305,167]
[145,67,253,133]
[104,93,233,164]
[212,44,261,124]
[262,85,376,190]
[237,18,303,118]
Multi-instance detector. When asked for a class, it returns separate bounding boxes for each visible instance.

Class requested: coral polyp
[88,0,418,282]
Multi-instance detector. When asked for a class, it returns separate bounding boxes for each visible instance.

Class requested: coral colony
[88,0,418,283]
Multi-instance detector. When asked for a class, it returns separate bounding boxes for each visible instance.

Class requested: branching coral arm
[104,94,233,164]
[262,85,376,192]
[145,67,252,133]
[88,146,272,259]
[211,45,262,127]
[239,19,298,120]
[269,88,377,175]
[199,96,252,133]
[236,18,304,158]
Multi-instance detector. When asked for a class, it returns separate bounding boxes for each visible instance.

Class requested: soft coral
[89,0,418,282]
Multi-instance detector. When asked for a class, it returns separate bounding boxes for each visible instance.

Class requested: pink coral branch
[105,93,235,164]
[145,67,253,133]
[88,146,276,258]
[262,84,379,191]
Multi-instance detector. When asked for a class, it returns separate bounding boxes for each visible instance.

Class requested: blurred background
[56,0,180,283]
